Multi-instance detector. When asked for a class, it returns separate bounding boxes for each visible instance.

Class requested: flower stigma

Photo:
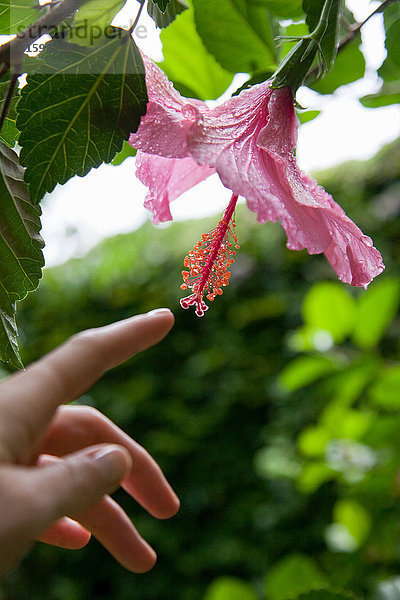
[180,194,240,317]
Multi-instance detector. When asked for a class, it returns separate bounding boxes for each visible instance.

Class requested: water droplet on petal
[361,235,373,247]
[182,104,197,119]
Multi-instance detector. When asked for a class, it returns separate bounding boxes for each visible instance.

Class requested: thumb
[27,445,132,535]
[0,445,131,576]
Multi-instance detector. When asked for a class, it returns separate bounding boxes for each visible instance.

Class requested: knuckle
[69,328,98,350]
[72,404,102,424]
[67,329,103,364]
[68,406,105,442]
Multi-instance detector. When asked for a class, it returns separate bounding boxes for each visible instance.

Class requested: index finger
[0,309,174,462]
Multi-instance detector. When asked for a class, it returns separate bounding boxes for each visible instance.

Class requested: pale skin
[0,308,179,577]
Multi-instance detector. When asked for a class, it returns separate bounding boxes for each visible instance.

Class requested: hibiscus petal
[189,80,384,286]
[303,175,385,287]
[130,56,208,159]
[136,152,215,224]
[258,91,384,286]
[189,81,290,221]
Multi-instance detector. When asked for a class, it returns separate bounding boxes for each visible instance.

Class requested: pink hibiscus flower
[129,55,384,317]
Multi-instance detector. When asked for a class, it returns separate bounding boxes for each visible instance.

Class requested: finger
[73,496,157,573]
[37,517,91,549]
[35,454,91,549]
[39,406,180,519]
[36,454,157,572]
[0,309,174,462]
[13,444,132,543]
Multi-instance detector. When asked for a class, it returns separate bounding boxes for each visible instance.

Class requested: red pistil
[180,193,239,317]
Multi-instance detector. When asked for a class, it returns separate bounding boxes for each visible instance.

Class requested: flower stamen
[180,193,240,317]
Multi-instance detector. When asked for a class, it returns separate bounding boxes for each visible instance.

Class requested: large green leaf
[360,82,400,108]
[310,41,365,93]
[147,0,188,28]
[332,499,371,549]
[360,6,400,106]
[352,278,400,350]
[379,17,400,83]
[17,32,147,203]
[204,577,258,600]
[279,355,339,392]
[368,366,400,411]
[249,0,304,19]
[71,0,126,46]
[0,0,38,35]
[159,0,232,100]
[301,282,356,344]
[0,143,44,368]
[265,553,328,600]
[0,77,20,147]
[192,0,276,74]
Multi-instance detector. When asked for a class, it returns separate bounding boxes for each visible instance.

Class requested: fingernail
[146,308,173,317]
[93,446,130,481]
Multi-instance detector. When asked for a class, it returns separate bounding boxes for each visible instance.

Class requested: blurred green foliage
[1,139,400,600]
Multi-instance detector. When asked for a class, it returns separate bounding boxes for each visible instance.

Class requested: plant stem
[337,0,397,52]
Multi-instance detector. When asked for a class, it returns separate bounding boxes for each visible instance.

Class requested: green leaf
[0,77,20,147]
[360,9,400,106]
[71,0,126,46]
[332,499,371,548]
[204,577,258,600]
[298,425,331,457]
[17,33,147,203]
[265,554,328,600]
[249,0,304,19]
[153,0,170,11]
[352,278,400,350]
[0,143,44,367]
[254,444,301,480]
[297,109,320,124]
[383,1,400,29]
[303,0,342,70]
[111,140,137,165]
[301,282,357,344]
[379,16,400,83]
[0,0,38,35]
[360,85,400,108]
[297,463,334,494]
[147,0,188,28]
[368,366,400,411]
[321,405,372,440]
[279,355,339,392]
[310,41,365,94]
[328,358,379,406]
[192,0,276,74]
[159,0,232,100]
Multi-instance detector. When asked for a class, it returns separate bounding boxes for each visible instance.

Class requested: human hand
[0,309,179,576]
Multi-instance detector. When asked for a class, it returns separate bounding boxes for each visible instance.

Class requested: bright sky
[40,0,400,267]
